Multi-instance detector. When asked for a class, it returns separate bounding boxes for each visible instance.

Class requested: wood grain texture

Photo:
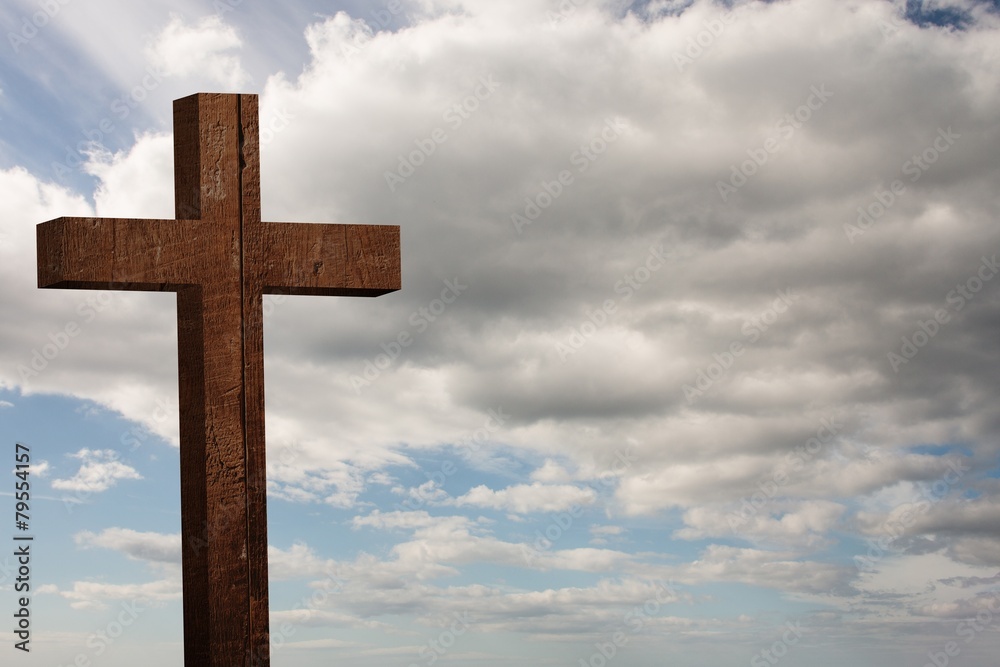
[174,92,249,667]
[238,93,271,667]
[260,222,401,296]
[35,92,401,667]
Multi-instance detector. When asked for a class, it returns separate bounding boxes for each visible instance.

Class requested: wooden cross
[36,93,401,666]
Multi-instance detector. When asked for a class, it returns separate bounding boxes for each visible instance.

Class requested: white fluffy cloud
[676,500,847,548]
[352,509,630,575]
[51,448,143,493]
[75,527,180,563]
[87,133,175,219]
[146,14,250,90]
[452,482,596,513]
[38,578,182,611]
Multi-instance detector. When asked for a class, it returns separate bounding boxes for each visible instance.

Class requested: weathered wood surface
[36,92,401,666]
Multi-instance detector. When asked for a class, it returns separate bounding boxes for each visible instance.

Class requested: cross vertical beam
[172,93,263,665]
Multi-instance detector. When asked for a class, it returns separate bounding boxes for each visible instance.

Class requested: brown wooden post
[36,93,401,666]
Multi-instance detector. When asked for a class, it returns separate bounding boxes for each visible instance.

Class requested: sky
[1,0,1000,665]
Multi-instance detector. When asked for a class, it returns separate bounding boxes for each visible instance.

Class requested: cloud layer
[4,0,1000,664]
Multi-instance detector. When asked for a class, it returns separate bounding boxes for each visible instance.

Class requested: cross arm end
[37,216,199,291]
[260,223,401,297]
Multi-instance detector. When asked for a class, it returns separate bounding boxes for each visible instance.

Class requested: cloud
[145,14,250,89]
[86,133,175,219]
[38,577,181,611]
[904,498,1000,536]
[28,460,50,477]
[589,524,625,545]
[616,444,978,513]
[270,608,391,632]
[41,530,183,611]
[850,552,1000,619]
[914,590,1000,619]
[529,458,575,483]
[140,514,639,636]
[352,509,630,575]
[451,482,596,513]
[676,500,847,549]
[857,495,1000,567]
[75,527,180,563]
[268,541,343,582]
[267,442,413,507]
[0,400,12,408]
[50,448,143,493]
[675,545,852,596]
